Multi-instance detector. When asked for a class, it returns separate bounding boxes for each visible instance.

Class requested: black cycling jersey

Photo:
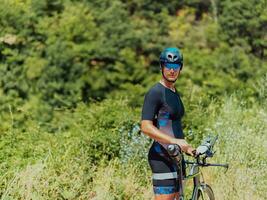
[141,82,185,195]
[142,82,185,143]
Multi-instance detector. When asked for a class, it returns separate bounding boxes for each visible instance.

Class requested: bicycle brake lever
[206,150,214,157]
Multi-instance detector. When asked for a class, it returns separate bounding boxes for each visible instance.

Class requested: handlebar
[167,135,229,170]
[185,160,229,169]
[167,135,218,158]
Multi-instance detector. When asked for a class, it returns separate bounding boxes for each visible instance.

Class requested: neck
[160,78,175,90]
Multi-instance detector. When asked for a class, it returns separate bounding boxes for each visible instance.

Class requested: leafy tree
[218,0,267,58]
[0,0,266,128]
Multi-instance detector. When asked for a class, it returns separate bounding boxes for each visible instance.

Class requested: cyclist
[141,47,195,200]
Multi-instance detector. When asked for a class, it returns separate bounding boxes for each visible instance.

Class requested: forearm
[141,123,176,144]
[141,120,193,153]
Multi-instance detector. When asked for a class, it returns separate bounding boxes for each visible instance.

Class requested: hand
[172,139,195,157]
[185,146,196,157]
[172,139,189,152]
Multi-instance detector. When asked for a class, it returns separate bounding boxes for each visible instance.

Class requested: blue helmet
[159,47,183,69]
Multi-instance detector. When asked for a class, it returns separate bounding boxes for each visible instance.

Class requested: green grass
[205,96,267,200]
[0,94,266,199]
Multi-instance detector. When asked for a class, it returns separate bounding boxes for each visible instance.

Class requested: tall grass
[204,96,267,200]
[90,159,153,200]
[0,98,141,200]
[0,94,266,199]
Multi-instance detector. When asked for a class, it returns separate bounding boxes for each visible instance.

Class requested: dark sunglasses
[164,63,182,71]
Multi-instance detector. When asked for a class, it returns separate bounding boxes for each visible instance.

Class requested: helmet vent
[159,47,183,66]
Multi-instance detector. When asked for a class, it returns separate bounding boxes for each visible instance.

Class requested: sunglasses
[164,63,182,71]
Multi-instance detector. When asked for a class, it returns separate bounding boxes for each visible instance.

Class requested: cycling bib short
[141,82,185,195]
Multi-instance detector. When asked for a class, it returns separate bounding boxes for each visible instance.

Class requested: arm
[141,120,195,156]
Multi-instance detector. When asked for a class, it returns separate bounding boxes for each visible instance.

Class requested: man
[141,47,195,200]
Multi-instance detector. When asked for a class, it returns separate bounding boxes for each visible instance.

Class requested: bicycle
[167,135,229,200]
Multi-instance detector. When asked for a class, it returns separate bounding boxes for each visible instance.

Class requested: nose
[170,68,175,73]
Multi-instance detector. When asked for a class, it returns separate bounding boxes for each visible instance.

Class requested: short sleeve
[141,89,161,120]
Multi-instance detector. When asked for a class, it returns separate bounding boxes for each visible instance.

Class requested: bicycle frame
[188,162,205,200]
[176,159,203,200]
[174,157,228,200]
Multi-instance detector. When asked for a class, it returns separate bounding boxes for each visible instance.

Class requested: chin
[167,78,177,82]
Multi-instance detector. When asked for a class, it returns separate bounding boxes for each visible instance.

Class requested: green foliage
[34,2,98,106]
[206,95,267,200]
[1,92,266,199]
[0,1,267,199]
[1,0,266,114]
[0,97,144,199]
[218,0,267,58]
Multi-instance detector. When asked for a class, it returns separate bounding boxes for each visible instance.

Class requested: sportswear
[141,82,185,195]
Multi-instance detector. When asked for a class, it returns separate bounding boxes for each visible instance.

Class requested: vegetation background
[0,0,266,199]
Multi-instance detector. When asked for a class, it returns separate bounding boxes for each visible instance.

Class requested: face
[162,64,181,82]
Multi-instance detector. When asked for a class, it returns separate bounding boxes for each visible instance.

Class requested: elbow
[140,120,152,134]
[141,122,146,133]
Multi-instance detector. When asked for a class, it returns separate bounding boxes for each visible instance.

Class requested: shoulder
[145,83,162,97]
